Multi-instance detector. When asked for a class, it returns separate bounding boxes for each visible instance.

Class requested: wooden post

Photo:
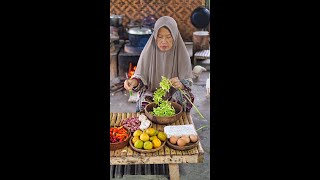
[168,164,180,180]
[110,54,117,80]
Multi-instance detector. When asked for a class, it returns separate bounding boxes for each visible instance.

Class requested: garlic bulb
[139,114,147,122]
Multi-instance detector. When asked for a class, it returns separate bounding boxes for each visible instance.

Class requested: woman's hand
[124,79,138,91]
[170,77,184,89]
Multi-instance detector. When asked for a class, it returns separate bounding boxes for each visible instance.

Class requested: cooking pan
[190,6,210,29]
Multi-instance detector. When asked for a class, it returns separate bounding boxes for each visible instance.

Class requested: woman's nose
[160,38,168,43]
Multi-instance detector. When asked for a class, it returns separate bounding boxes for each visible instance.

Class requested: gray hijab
[133,16,193,92]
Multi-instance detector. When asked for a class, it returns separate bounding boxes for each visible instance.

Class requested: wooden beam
[110,154,199,165]
[169,164,180,180]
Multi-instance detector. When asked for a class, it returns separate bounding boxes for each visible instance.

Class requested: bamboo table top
[110,112,204,165]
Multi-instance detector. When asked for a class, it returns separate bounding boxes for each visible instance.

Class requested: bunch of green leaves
[151,76,175,116]
[152,76,171,105]
[150,100,175,117]
[153,88,166,105]
[159,76,171,92]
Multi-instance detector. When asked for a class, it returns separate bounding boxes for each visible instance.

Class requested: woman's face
[156,27,173,52]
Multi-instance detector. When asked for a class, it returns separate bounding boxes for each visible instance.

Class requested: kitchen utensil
[127,27,152,47]
[190,6,210,30]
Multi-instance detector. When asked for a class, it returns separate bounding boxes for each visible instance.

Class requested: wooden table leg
[169,164,180,180]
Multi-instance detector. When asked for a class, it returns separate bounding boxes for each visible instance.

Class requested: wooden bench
[193,49,210,69]
[110,112,204,180]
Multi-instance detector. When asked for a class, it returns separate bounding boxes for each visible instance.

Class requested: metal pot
[127,27,152,47]
[142,15,157,30]
[190,6,210,29]
[127,20,141,29]
[110,14,123,27]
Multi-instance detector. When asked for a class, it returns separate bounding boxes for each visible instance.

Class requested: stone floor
[110,71,211,180]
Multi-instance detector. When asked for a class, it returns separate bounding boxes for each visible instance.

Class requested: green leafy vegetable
[151,100,176,117]
[153,88,166,105]
[151,76,176,117]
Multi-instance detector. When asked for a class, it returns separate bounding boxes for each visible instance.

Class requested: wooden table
[110,112,204,180]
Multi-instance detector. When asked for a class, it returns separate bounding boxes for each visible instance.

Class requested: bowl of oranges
[129,127,167,153]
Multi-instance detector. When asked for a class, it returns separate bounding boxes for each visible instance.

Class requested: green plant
[150,76,175,117]
[151,76,205,119]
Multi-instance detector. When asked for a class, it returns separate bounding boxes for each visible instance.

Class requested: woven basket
[166,138,199,151]
[110,126,131,151]
[144,102,183,125]
[129,136,166,153]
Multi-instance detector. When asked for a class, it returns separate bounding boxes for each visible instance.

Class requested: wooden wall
[110,0,206,41]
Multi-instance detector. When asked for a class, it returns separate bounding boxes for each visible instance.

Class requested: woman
[124,16,194,112]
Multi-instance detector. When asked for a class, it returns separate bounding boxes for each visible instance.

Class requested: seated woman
[124,16,194,112]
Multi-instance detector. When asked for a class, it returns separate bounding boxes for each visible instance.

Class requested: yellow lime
[134,140,143,149]
[149,135,158,141]
[133,130,143,137]
[143,141,153,150]
[132,136,140,144]
[140,132,150,142]
[154,130,159,136]
[152,138,162,148]
[146,127,156,136]
[157,132,167,142]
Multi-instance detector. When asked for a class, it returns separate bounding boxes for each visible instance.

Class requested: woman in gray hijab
[124,16,194,112]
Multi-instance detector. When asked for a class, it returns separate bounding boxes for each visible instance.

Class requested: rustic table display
[110,112,204,180]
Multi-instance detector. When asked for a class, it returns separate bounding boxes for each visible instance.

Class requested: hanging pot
[110,14,123,27]
[190,6,210,29]
[127,27,152,47]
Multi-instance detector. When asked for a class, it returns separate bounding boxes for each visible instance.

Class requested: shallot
[122,117,141,132]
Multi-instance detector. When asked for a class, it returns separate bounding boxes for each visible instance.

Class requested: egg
[181,135,190,144]
[189,135,198,143]
[169,136,178,145]
[177,138,187,147]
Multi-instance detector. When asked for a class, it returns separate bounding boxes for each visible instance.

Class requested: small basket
[144,102,183,125]
[166,138,199,151]
[129,136,166,153]
[110,126,131,151]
